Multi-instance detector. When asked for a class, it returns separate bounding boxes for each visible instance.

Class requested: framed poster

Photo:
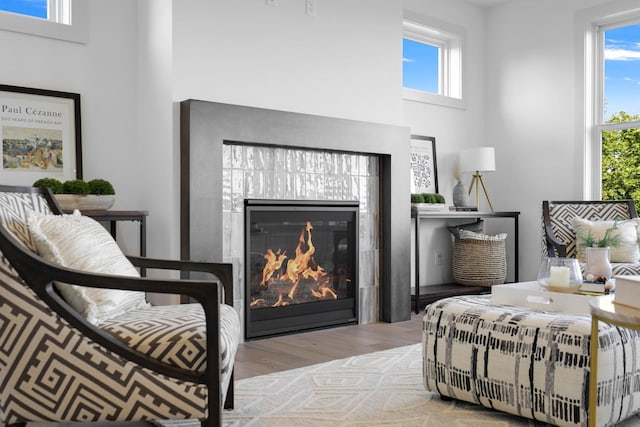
[0,84,82,185]
[409,135,438,194]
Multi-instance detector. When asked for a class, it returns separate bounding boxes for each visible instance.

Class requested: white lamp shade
[459,147,496,172]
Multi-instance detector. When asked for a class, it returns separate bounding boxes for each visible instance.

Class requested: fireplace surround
[180,100,411,327]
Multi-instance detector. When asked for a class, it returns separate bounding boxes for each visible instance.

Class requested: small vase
[452,181,469,207]
[585,247,613,279]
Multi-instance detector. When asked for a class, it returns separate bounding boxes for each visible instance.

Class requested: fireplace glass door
[244,200,359,339]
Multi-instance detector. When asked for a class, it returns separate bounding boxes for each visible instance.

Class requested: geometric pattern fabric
[423,295,640,427]
[0,190,238,425]
[542,201,640,276]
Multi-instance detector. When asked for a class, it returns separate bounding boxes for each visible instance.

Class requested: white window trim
[0,0,87,44]
[402,12,466,110]
[577,1,640,199]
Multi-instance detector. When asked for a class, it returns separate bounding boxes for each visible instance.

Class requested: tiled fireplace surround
[180,100,412,335]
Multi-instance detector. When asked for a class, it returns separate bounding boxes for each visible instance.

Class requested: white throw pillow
[571,217,640,263]
[27,210,150,325]
[458,229,507,241]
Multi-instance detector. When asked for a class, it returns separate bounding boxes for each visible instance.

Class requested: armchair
[0,185,239,427]
[542,199,640,276]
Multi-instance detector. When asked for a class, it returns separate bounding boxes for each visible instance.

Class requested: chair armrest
[0,223,224,386]
[544,225,567,257]
[127,255,233,306]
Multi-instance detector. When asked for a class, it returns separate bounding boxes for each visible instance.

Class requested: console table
[411,209,520,313]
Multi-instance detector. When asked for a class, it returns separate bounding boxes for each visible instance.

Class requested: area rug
[219,343,639,426]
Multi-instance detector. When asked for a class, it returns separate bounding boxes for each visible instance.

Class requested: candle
[549,266,570,287]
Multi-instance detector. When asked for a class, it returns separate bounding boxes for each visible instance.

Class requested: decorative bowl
[55,194,115,211]
[537,257,583,294]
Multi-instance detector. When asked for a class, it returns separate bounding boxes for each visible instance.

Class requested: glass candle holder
[537,257,583,293]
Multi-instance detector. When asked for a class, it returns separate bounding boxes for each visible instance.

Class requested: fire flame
[251,221,337,308]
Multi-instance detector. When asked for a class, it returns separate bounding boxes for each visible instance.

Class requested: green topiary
[32,178,64,194]
[87,178,115,195]
[62,179,90,195]
[411,194,425,203]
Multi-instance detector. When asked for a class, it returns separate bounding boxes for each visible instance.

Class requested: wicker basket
[452,237,507,287]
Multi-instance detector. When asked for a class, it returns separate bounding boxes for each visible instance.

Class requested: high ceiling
[464,0,511,7]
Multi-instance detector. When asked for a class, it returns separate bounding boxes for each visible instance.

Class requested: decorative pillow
[448,219,484,239]
[27,210,150,325]
[571,217,640,263]
[458,229,507,241]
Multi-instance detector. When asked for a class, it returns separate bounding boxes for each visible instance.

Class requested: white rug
[223,343,609,427]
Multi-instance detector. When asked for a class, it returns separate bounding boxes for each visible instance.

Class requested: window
[402,14,465,109]
[0,0,86,43]
[585,12,640,201]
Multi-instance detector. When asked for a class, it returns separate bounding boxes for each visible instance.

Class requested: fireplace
[180,100,412,329]
[244,199,359,339]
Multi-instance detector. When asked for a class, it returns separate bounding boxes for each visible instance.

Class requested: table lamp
[459,147,496,212]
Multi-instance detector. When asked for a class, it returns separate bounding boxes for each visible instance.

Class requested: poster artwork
[3,126,63,172]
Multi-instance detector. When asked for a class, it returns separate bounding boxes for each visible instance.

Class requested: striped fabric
[423,295,640,427]
[0,190,239,425]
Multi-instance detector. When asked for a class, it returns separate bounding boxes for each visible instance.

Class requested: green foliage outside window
[601,112,640,204]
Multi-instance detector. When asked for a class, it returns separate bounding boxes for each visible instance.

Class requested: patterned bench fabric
[423,295,640,427]
[100,302,240,396]
[0,262,208,424]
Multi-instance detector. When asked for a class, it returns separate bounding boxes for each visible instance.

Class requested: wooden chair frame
[0,185,233,427]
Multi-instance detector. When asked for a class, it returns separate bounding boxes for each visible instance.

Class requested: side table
[589,295,640,427]
[411,209,520,313]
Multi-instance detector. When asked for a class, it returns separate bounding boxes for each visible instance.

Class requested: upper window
[586,12,640,201]
[0,0,86,43]
[402,15,465,109]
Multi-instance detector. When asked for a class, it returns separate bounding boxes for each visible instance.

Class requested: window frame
[402,13,466,110]
[0,0,87,44]
[580,4,640,199]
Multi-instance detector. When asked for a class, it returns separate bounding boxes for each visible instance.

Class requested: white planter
[55,194,115,211]
[411,203,447,212]
[585,247,613,280]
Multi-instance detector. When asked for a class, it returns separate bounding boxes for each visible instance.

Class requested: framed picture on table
[409,135,438,194]
[0,84,82,185]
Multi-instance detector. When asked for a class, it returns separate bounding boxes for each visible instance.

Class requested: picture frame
[409,135,438,194]
[0,84,82,186]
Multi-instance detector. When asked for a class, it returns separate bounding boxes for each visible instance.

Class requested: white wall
[402,0,488,285]
[485,0,624,281]
[0,1,147,256]
[172,0,404,126]
[4,0,634,299]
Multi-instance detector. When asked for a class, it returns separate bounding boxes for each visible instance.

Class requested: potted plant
[33,178,116,211]
[411,193,446,212]
[576,222,622,282]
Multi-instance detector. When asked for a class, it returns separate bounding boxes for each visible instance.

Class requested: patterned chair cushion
[100,302,240,395]
[423,295,640,427]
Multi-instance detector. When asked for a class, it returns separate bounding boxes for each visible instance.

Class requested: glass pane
[604,23,640,123]
[601,127,640,201]
[403,38,439,94]
[0,0,47,18]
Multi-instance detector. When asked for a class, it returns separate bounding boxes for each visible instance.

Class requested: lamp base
[468,172,494,212]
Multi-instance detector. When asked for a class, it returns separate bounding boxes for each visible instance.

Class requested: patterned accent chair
[0,185,240,427]
[542,200,640,276]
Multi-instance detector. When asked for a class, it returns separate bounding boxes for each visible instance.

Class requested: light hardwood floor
[234,312,424,380]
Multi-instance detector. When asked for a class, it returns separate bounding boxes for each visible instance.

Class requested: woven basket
[452,237,507,287]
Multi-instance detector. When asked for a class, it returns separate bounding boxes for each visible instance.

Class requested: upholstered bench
[423,295,640,427]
